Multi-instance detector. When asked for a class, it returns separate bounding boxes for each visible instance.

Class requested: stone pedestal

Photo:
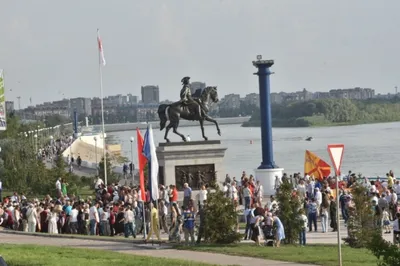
[254,168,284,196]
[156,140,227,199]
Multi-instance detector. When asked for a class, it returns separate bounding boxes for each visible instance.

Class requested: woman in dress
[47,207,58,234]
[115,206,125,235]
[61,178,68,197]
[272,215,285,247]
[40,205,49,233]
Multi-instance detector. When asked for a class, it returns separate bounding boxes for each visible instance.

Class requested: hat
[181,76,190,83]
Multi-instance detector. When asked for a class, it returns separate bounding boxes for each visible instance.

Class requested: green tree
[44,114,69,127]
[98,154,119,184]
[203,187,242,244]
[343,183,378,248]
[367,232,400,266]
[275,179,303,244]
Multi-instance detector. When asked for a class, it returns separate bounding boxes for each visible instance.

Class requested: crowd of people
[1,169,400,247]
[37,135,74,161]
[0,177,201,245]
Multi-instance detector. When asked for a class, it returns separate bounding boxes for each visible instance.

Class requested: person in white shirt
[393,213,400,246]
[69,205,79,234]
[159,200,169,234]
[124,205,136,238]
[299,210,308,246]
[315,188,322,209]
[26,204,38,233]
[100,206,110,236]
[231,182,238,203]
[55,178,62,199]
[255,180,264,206]
[89,202,99,235]
[297,180,307,200]
[393,180,400,197]
[94,178,104,191]
[198,185,208,208]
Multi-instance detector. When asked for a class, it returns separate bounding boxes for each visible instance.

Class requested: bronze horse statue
[157,86,221,142]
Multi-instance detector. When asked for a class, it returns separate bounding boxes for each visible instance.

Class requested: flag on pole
[0,70,7,131]
[97,29,106,66]
[142,124,159,202]
[304,150,331,181]
[136,128,147,201]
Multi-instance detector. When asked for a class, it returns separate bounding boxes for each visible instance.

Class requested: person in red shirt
[171,185,178,204]
[109,206,116,237]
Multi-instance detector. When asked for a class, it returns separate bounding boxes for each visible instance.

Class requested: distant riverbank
[244,98,400,128]
[242,116,400,128]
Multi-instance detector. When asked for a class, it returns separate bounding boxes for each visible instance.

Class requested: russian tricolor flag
[142,124,159,202]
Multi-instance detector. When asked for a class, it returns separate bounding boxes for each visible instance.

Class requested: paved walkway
[0,233,315,266]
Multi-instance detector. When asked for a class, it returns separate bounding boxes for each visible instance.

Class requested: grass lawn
[177,244,379,266]
[0,244,215,266]
[2,186,94,199]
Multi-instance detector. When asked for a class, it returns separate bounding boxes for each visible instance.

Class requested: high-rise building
[243,93,260,107]
[190,81,206,95]
[141,85,159,104]
[70,97,92,116]
[127,94,138,104]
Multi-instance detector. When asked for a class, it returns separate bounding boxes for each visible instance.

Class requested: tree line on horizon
[244,97,400,127]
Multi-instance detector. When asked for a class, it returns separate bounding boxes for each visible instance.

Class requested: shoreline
[242,119,400,128]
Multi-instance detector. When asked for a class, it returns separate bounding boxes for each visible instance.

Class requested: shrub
[275,178,303,244]
[367,232,400,266]
[203,187,242,244]
[343,183,378,248]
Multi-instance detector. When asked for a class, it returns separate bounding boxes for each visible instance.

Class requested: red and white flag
[97,29,106,66]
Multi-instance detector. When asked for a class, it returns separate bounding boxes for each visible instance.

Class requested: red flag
[136,128,147,200]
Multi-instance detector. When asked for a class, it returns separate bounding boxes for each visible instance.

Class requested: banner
[304,150,331,181]
[0,70,6,131]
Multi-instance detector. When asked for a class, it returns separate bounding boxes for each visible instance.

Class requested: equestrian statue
[158,76,221,142]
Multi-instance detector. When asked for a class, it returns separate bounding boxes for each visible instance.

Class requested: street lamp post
[34,134,38,154]
[69,136,73,172]
[130,137,135,185]
[50,135,54,162]
[94,136,98,175]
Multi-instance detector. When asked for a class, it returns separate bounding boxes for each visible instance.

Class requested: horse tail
[158,104,169,131]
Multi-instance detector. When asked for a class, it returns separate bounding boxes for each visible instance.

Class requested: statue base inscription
[156,140,227,195]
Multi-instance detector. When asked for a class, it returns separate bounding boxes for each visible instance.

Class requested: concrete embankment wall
[102,116,250,133]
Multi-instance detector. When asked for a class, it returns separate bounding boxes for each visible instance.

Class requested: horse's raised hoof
[217,131,221,136]
[182,138,187,142]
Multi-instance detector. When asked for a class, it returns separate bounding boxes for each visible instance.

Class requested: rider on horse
[180,77,192,103]
[179,76,206,114]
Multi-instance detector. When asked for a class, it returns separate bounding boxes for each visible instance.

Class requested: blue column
[73,109,78,137]
[253,59,278,169]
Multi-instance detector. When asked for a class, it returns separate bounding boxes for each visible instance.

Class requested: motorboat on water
[305,137,313,141]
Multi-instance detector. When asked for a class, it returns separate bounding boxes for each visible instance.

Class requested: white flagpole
[143,202,147,239]
[98,29,107,186]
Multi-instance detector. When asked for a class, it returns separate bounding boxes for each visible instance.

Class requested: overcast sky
[1,0,399,107]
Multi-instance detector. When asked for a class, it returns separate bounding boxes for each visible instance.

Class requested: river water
[110,122,400,178]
